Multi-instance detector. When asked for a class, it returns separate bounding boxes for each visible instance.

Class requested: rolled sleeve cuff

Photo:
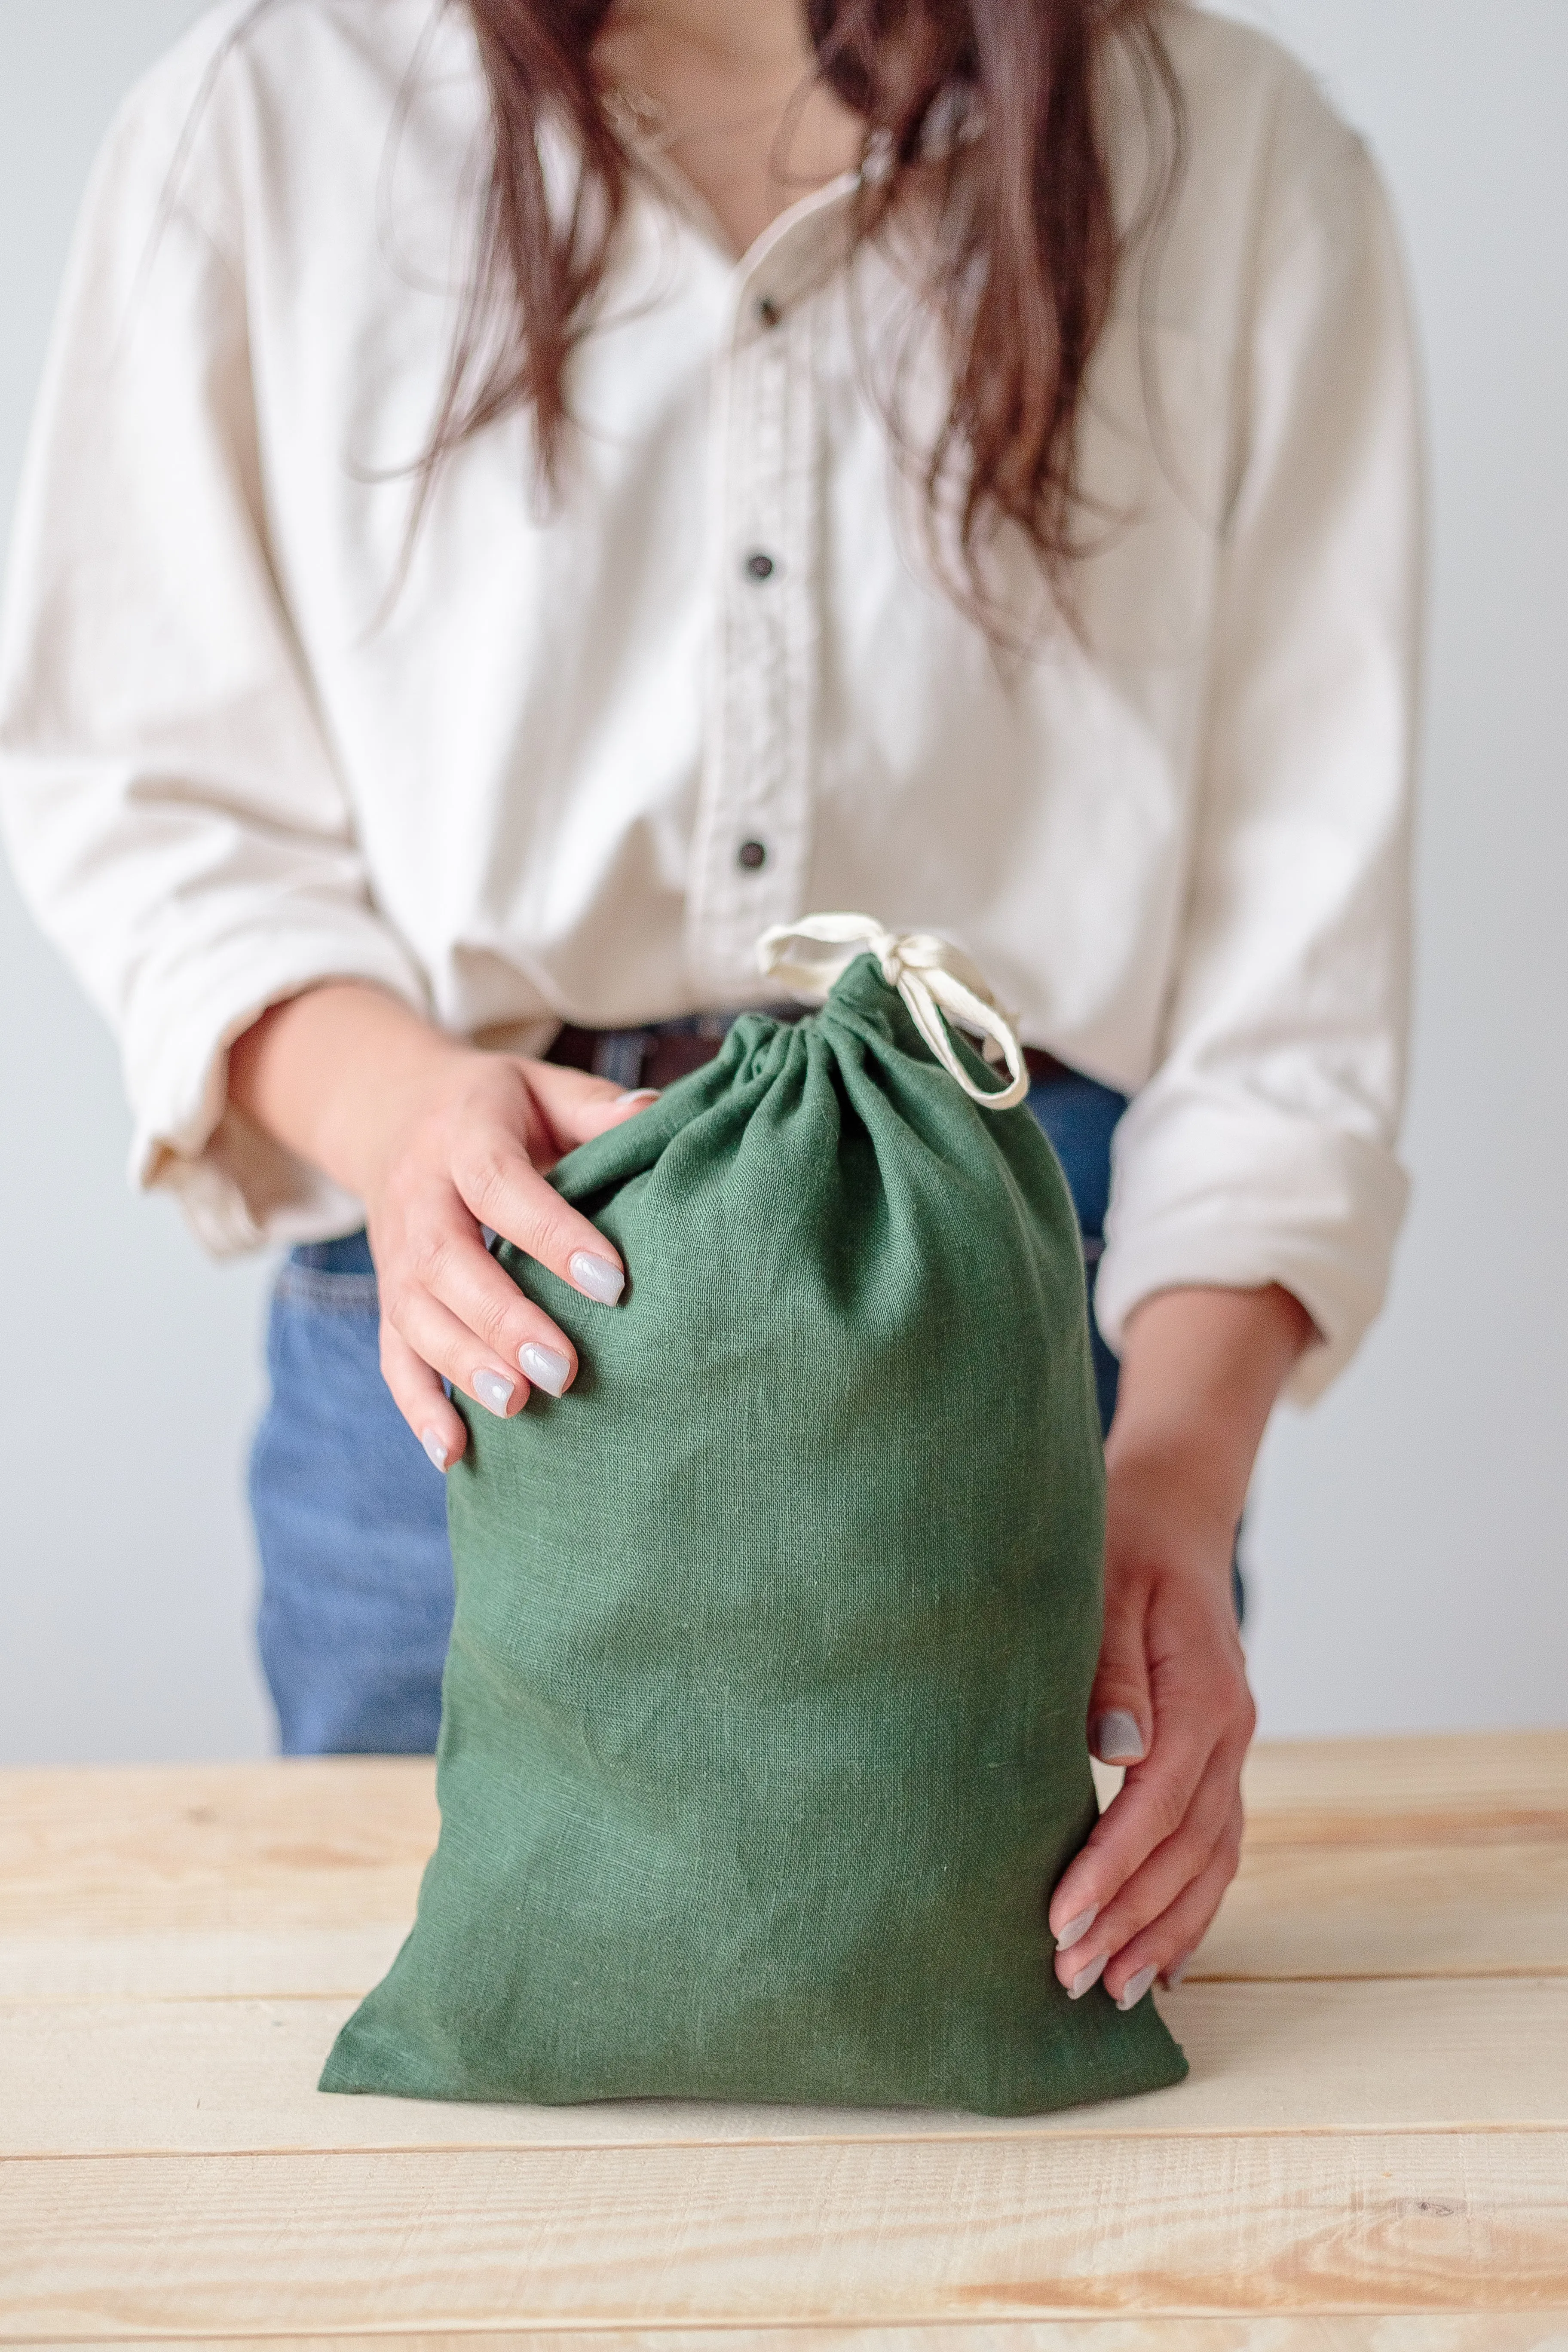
[1095,1094,1411,1406]
[124,921,432,1256]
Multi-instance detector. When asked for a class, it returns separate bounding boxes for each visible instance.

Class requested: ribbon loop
[756,913,1030,1113]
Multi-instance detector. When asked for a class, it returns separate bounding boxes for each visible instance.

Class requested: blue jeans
[251,1064,1236,1755]
[251,1230,453,1755]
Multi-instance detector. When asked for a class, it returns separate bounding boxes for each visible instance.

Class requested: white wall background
[1,2,1564,1764]
[0,0,274,1767]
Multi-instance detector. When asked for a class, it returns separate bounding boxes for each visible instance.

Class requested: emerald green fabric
[321,955,1187,2114]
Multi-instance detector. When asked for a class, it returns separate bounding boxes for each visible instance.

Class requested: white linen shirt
[0,0,1422,1402]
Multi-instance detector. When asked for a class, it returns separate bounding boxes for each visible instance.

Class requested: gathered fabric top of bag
[757,913,1031,1112]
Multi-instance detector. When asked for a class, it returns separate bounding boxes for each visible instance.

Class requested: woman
[0,0,1420,2016]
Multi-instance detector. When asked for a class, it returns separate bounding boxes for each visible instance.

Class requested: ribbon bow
[756,913,1029,1113]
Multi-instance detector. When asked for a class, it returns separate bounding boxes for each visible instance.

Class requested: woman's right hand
[229,982,655,1470]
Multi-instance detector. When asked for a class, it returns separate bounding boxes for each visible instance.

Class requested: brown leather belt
[549,1019,1074,1096]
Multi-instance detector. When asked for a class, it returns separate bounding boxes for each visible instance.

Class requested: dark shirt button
[744,551,777,582]
[756,294,782,329]
[738,839,768,871]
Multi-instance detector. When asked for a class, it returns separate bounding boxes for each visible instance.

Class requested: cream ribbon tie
[756,913,1030,1113]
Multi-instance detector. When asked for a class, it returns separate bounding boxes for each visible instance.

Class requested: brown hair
[435,0,1182,621]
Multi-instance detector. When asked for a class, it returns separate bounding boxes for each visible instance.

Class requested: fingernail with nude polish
[1054,1905,1098,1954]
[570,1252,625,1306]
[1117,1964,1158,2012]
[519,1343,571,1398]
[1068,1952,1108,2000]
[421,1429,449,1474]
[1162,1951,1193,1989]
[616,1089,661,1109]
[1092,1709,1146,1763]
[473,1369,516,1417]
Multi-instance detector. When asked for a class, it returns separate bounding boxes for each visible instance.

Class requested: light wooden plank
[25,2321,1568,2352]
[4,2136,1567,2333]
[6,1733,1562,1948]
[0,1761,437,1937]
[0,1927,410,2003]
[1239,1732,1568,1847]
[0,1759,432,2000]
[6,1749,1566,2004]
[6,1834,1561,2002]
[4,1977,1566,2158]
[1199,1838,1568,1981]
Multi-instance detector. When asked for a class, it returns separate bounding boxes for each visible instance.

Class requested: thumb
[526,1060,661,1153]
[1087,1580,1152,1766]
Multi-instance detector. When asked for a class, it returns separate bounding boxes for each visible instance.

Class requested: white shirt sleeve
[1094,85,1423,1405]
[0,55,430,1254]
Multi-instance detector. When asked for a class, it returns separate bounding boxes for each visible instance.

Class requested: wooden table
[3,1733,1567,2349]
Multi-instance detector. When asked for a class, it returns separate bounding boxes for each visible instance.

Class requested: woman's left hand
[1045,1283,1315,2009]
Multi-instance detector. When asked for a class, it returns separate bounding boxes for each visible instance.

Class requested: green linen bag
[322,918,1187,2116]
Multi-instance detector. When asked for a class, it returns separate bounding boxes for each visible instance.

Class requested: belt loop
[591,1031,653,1091]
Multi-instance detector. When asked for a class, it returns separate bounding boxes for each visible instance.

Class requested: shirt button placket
[738,422,788,928]
[733,285,799,963]
[687,242,822,1003]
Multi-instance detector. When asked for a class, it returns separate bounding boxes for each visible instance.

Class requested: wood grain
[6,2136,1568,2335]
[24,2324,1568,2352]
[6,1835,1563,2002]
[5,1743,1564,2001]
[0,1759,432,2000]
[6,1730,1560,1942]
[1197,1838,1568,1981]
[0,1761,437,1937]
[1239,1731,1568,1846]
[6,1736,1567,2343]
[6,1976,1568,2158]
[0,1925,410,2003]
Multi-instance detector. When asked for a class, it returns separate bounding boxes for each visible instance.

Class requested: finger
[1098,1798,1245,2009]
[526,1060,661,1156]
[380,1319,469,1471]
[406,1210,584,1396]
[1086,1572,1152,1768]
[1047,1722,1216,1947]
[1053,1743,1240,1989]
[388,1280,533,1419]
[450,1133,632,1307]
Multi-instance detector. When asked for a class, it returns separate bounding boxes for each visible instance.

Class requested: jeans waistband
[289,1230,378,1279]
